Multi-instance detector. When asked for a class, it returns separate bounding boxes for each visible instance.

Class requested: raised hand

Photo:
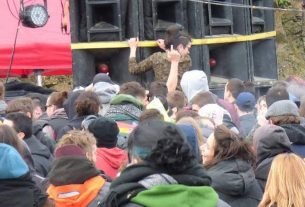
[128,37,139,49]
[167,45,181,63]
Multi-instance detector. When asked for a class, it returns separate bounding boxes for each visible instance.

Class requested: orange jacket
[47,175,106,207]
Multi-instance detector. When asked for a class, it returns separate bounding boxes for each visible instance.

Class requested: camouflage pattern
[128,52,192,84]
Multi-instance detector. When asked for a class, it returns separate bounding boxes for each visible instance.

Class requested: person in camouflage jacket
[128,25,192,91]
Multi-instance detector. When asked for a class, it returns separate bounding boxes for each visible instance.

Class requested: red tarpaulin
[0,0,72,77]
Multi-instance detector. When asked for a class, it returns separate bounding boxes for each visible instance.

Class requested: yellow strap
[71,31,276,50]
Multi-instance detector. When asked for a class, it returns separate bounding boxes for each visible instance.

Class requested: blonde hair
[259,153,305,207]
[57,130,96,154]
[176,116,205,145]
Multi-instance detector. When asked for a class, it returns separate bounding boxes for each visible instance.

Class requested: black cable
[6,0,19,20]
[12,0,19,15]
[6,18,21,84]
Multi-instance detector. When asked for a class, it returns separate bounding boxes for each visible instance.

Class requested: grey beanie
[265,100,299,119]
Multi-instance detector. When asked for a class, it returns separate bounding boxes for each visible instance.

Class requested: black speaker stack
[70,0,277,90]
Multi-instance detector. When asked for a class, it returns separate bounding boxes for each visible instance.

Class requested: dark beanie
[88,117,119,148]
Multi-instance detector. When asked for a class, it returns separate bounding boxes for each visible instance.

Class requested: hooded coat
[0,143,48,207]
[100,162,230,207]
[177,124,201,161]
[105,94,143,149]
[206,159,262,207]
[47,156,110,207]
[280,123,305,158]
[105,94,144,123]
[96,147,128,180]
[253,125,292,190]
[180,70,209,102]
[94,81,119,115]
[24,135,54,177]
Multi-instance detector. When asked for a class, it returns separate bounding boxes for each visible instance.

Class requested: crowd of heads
[1,36,305,206]
[0,74,304,207]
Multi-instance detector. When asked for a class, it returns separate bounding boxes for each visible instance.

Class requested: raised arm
[128,38,154,74]
[166,45,181,92]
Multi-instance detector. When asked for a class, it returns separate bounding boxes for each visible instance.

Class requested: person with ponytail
[100,119,230,207]
[202,125,262,207]
[46,91,69,140]
[128,25,192,92]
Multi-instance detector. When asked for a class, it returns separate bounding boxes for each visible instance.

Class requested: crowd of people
[1,25,305,207]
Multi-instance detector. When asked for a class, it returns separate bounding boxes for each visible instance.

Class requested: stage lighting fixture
[20,3,49,28]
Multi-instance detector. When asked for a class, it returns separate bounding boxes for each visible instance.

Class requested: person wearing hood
[92,73,119,115]
[88,117,128,180]
[0,143,50,207]
[202,125,262,207]
[105,82,145,149]
[4,112,53,177]
[177,124,202,162]
[100,119,230,207]
[105,81,146,123]
[47,130,110,207]
[45,91,69,141]
[265,100,305,158]
[180,72,240,128]
[180,70,209,102]
[253,125,292,190]
[58,91,100,139]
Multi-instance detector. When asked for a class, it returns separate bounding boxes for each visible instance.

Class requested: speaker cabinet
[86,0,123,41]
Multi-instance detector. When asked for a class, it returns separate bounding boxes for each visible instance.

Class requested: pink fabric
[0,0,72,77]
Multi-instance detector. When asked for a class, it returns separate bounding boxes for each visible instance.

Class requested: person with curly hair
[100,119,230,207]
[57,91,100,139]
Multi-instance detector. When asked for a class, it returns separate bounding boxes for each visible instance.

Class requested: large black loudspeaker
[249,0,277,84]
[207,0,233,35]
[206,0,251,87]
[70,0,277,88]
[70,0,133,86]
[187,0,209,78]
[152,0,187,39]
[85,0,123,41]
[132,0,188,87]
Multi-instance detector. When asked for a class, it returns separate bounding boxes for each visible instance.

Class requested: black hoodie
[280,123,305,158]
[101,162,212,207]
[206,159,262,207]
[253,125,292,190]
[24,135,54,177]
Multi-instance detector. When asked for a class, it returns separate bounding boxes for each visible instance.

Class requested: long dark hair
[205,125,255,168]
